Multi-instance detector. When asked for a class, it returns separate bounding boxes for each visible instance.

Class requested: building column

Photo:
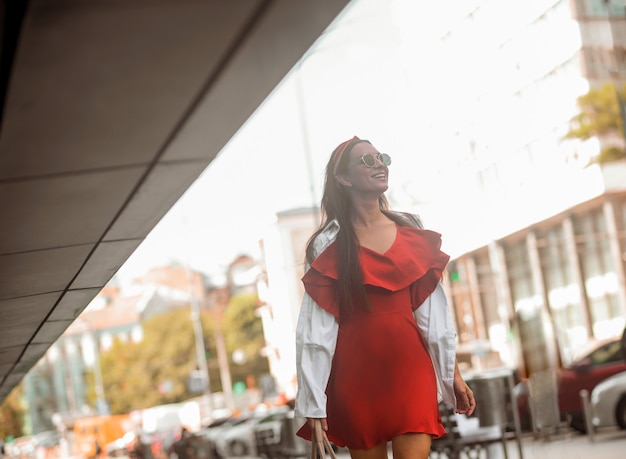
[441,276,460,333]
[526,231,561,369]
[65,336,88,413]
[465,256,487,340]
[562,216,593,337]
[488,241,525,377]
[603,200,626,317]
[61,338,78,415]
[23,371,38,433]
[47,346,67,416]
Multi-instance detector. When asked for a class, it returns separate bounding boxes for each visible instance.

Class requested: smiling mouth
[373,173,386,178]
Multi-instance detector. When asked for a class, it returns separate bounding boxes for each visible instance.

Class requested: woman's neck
[350,202,387,229]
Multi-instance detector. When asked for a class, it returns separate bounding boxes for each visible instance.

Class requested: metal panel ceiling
[0,0,351,401]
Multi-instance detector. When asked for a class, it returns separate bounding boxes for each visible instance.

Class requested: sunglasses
[358,152,392,167]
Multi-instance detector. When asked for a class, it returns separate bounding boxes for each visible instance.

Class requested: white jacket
[294,218,457,419]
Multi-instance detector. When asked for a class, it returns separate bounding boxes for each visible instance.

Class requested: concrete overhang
[0,0,350,401]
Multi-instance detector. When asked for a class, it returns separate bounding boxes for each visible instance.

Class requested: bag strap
[310,420,337,459]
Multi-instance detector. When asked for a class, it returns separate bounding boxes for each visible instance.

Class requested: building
[256,208,319,399]
[417,0,626,376]
[260,189,626,398]
[258,0,626,395]
[21,255,273,434]
[22,266,206,434]
[446,185,626,377]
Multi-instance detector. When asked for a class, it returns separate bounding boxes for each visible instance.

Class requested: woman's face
[341,142,389,194]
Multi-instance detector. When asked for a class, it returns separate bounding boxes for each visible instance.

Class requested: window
[539,225,586,364]
[587,339,624,365]
[575,211,622,338]
[586,0,626,17]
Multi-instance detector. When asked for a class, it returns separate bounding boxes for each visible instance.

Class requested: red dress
[296,226,449,449]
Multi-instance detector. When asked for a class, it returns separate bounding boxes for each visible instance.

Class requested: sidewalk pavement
[333,427,626,459]
[500,429,626,459]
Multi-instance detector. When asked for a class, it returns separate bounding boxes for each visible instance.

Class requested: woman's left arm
[453,361,476,415]
[414,283,477,415]
[413,282,457,409]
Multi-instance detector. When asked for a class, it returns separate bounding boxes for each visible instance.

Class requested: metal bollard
[579,389,595,443]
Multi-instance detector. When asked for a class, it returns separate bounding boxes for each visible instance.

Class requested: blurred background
[1,0,626,458]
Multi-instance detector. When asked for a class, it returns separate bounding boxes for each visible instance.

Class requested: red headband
[332,136,360,175]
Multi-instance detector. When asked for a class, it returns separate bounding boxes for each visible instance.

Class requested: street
[330,428,626,459]
[194,427,626,459]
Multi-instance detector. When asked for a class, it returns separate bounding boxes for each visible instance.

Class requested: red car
[557,336,626,431]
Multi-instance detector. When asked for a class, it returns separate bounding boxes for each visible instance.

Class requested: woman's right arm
[294,290,338,420]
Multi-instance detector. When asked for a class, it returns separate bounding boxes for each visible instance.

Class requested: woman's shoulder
[309,220,340,259]
[388,210,423,229]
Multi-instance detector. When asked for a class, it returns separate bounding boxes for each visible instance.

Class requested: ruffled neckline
[308,225,449,292]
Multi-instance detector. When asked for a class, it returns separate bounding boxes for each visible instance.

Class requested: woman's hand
[453,363,476,416]
[307,417,328,431]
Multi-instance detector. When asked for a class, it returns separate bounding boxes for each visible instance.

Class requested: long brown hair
[305,137,422,315]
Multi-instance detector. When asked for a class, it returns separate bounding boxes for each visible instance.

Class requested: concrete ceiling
[0,0,350,402]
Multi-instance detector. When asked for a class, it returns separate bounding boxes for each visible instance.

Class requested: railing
[429,403,509,459]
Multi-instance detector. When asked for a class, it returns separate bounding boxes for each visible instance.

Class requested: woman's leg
[390,433,432,459]
[348,442,389,459]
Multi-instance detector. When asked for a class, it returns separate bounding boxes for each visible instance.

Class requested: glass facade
[505,238,555,374]
[616,199,626,288]
[446,192,626,376]
[538,225,586,364]
[448,260,478,343]
[585,0,626,17]
[574,210,623,338]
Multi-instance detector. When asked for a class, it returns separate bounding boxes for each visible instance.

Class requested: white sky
[112,0,525,282]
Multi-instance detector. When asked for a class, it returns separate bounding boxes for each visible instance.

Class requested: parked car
[213,408,288,458]
[590,370,626,430]
[193,414,249,459]
[31,430,60,449]
[5,436,34,459]
[254,410,311,459]
[139,402,198,458]
[557,336,626,431]
[31,431,60,459]
[105,430,140,458]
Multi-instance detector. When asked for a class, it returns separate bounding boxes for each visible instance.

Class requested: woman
[295,136,476,459]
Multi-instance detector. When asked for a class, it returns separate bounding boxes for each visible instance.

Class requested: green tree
[222,293,270,389]
[91,296,270,414]
[564,82,626,165]
[0,384,25,439]
[96,307,217,414]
